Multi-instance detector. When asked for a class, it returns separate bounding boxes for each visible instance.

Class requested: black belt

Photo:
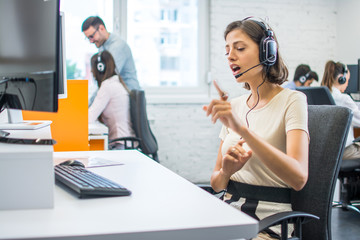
[227,180,291,204]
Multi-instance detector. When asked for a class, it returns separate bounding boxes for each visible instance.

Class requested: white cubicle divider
[0,127,54,210]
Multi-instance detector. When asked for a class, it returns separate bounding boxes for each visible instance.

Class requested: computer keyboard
[55,165,131,198]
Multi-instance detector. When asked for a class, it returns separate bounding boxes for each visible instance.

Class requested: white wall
[147,0,360,184]
[336,0,360,65]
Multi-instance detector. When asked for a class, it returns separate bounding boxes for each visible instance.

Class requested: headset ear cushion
[259,36,277,66]
[96,52,106,73]
[299,76,306,84]
[338,75,346,84]
[97,62,106,73]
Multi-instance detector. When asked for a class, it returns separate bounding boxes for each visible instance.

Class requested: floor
[331,207,360,239]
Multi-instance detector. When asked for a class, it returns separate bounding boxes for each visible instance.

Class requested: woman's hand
[203,80,245,134]
[221,140,252,177]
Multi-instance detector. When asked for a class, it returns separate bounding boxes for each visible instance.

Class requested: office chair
[295,86,335,105]
[296,86,360,214]
[201,105,352,240]
[109,90,159,162]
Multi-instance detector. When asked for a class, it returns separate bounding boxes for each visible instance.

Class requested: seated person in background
[321,60,360,160]
[204,17,309,240]
[283,64,318,90]
[82,16,141,106]
[89,50,135,150]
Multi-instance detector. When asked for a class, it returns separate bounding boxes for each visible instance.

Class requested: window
[125,0,209,93]
[61,0,209,97]
[60,0,113,80]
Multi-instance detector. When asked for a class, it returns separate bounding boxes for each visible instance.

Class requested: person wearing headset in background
[89,50,135,150]
[82,16,140,105]
[203,18,309,240]
[321,60,360,160]
[283,64,318,90]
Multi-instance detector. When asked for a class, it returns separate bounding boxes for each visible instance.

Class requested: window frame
[114,0,210,101]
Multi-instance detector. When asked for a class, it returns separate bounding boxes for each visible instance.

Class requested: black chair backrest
[129,90,159,162]
[291,105,352,240]
[296,86,336,105]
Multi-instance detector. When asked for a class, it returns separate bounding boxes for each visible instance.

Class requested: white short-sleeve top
[219,88,309,188]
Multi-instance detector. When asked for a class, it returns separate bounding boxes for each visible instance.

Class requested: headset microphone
[234,59,268,78]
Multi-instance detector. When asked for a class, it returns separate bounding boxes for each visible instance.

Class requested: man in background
[82,16,140,92]
[283,64,318,90]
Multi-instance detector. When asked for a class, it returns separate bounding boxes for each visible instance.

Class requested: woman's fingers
[204,100,231,118]
[238,139,246,145]
[227,144,252,160]
[213,80,228,101]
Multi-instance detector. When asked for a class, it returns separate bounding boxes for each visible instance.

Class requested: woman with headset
[204,18,309,239]
[89,50,135,150]
[321,60,360,159]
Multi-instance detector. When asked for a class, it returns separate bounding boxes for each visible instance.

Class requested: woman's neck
[247,80,282,109]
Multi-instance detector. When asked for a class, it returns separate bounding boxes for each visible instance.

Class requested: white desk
[0,150,258,240]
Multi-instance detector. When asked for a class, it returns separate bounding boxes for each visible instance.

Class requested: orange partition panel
[89,139,105,151]
[23,80,89,152]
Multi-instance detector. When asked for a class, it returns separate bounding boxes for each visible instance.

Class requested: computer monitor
[0,0,60,130]
[58,11,67,99]
[344,61,359,94]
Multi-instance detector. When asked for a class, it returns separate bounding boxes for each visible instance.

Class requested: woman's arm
[210,141,229,192]
[343,94,360,127]
[88,84,111,123]
[211,140,252,192]
[240,128,308,191]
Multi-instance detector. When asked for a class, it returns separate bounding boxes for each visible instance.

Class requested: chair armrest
[109,137,142,150]
[109,137,141,143]
[259,211,319,239]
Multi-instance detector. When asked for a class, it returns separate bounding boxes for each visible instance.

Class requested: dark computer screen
[0,0,60,112]
[345,62,359,94]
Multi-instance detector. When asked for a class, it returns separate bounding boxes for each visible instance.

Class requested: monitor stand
[0,109,51,130]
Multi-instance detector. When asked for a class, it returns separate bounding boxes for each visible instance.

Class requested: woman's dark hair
[224,19,288,90]
[91,50,129,92]
[321,60,345,91]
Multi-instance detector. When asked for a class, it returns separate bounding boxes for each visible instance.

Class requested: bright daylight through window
[127,0,198,88]
[61,0,204,94]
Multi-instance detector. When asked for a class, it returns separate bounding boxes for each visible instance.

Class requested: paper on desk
[53,156,123,168]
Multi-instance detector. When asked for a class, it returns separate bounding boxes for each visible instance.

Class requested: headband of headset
[243,17,277,66]
[96,52,106,73]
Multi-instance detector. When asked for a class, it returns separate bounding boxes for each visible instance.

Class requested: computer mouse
[59,159,85,168]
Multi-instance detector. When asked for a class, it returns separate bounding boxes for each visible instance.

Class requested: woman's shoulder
[101,75,121,86]
[280,87,307,102]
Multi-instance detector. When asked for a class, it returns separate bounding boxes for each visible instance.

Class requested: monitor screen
[0,0,59,112]
[345,63,359,94]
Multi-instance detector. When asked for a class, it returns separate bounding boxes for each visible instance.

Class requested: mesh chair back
[291,105,352,240]
[129,90,159,162]
[296,86,335,105]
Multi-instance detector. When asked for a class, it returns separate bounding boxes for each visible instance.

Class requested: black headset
[96,52,106,73]
[299,71,311,85]
[338,64,347,85]
[252,20,277,67]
